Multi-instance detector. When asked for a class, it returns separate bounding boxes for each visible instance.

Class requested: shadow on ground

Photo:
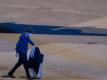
[0,22,107,36]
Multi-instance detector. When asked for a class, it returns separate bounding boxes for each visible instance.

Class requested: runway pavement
[0,0,107,26]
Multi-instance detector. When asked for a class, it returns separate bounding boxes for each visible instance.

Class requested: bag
[29,63,43,78]
[34,47,44,63]
[27,56,35,68]
[40,54,44,63]
[27,47,44,78]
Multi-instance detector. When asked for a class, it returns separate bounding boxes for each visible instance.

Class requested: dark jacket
[34,47,44,63]
[28,47,44,68]
[16,33,34,54]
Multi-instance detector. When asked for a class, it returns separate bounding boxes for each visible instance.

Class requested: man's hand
[34,45,38,48]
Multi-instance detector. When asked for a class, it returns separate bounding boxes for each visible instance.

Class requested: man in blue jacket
[8,30,35,79]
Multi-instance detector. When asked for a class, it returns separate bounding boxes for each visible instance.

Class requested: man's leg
[23,62,31,79]
[8,57,22,76]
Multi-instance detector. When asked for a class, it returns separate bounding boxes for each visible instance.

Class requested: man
[8,30,35,79]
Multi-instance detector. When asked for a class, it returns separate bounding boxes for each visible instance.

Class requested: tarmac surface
[0,0,107,80]
[0,0,107,26]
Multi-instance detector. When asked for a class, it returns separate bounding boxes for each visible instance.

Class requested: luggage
[27,46,44,79]
[29,63,43,79]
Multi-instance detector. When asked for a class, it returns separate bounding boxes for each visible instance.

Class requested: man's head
[25,29,32,37]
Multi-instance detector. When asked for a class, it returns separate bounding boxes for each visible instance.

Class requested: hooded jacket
[16,33,34,54]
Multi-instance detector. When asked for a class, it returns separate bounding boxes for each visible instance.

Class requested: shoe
[27,77,33,80]
[7,74,16,78]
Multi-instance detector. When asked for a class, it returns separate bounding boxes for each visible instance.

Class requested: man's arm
[27,36,35,46]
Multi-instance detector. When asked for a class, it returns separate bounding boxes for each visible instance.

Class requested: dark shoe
[27,77,33,80]
[4,74,16,78]
[8,74,15,78]
[31,75,41,79]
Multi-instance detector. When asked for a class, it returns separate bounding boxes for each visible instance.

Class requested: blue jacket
[16,33,34,54]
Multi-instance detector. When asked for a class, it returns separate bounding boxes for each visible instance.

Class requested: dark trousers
[8,53,30,78]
